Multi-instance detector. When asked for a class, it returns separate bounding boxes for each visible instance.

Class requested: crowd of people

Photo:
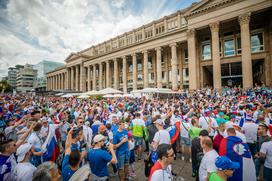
[0,86,271,181]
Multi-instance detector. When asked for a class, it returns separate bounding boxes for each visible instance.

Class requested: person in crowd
[242,115,258,156]
[76,117,93,149]
[255,123,271,179]
[198,136,218,181]
[188,118,202,140]
[113,121,129,181]
[32,161,60,181]
[0,122,35,180]
[148,144,175,181]
[87,134,117,179]
[209,156,240,181]
[199,110,218,138]
[128,132,136,178]
[257,135,272,181]
[147,116,158,151]
[180,116,191,161]
[152,119,170,150]
[219,128,256,181]
[131,113,145,160]
[14,143,37,181]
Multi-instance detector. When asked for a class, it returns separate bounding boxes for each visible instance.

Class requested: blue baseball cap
[215,156,240,170]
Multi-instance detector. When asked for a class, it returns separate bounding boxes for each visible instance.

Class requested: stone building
[47,0,272,93]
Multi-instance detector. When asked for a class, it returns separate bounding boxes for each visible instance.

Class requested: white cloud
[0,0,195,78]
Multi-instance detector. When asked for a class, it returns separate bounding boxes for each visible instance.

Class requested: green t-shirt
[209,172,225,181]
[188,126,202,139]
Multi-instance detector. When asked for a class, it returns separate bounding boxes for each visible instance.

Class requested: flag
[42,124,60,162]
[219,136,256,181]
[166,122,180,144]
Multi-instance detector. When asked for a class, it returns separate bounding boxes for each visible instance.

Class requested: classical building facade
[47,0,272,93]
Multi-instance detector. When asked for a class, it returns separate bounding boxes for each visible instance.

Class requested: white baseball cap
[16,143,32,162]
[155,119,163,125]
[93,134,105,143]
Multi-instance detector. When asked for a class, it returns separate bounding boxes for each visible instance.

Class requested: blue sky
[0,0,198,77]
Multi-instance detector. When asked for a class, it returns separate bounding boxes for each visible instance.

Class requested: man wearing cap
[209,156,240,181]
[87,134,117,179]
[242,114,258,156]
[14,143,36,181]
[199,110,218,138]
[258,135,272,181]
[152,119,170,150]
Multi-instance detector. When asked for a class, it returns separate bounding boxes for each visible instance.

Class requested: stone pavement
[109,153,194,181]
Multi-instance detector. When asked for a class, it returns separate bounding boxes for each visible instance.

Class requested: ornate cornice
[187,29,196,37]
[209,22,220,32]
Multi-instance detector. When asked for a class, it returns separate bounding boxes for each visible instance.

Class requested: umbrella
[55,93,64,96]
[103,94,114,98]
[78,94,90,99]
[85,90,101,96]
[113,94,123,98]
[99,88,123,94]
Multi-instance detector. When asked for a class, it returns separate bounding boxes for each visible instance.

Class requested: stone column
[92,65,96,90]
[143,50,149,88]
[187,29,198,90]
[71,67,74,91]
[156,47,162,88]
[170,43,178,90]
[114,59,119,89]
[60,74,62,90]
[80,63,86,92]
[122,56,127,93]
[87,66,91,91]
[132,53,137,90]
[239,12,252,89]
[99,63,103,90]
[210,22,222,91]
[75,65,79,91]
[106,61,110,87]
[56,75,59,90]
[65,72,68,90]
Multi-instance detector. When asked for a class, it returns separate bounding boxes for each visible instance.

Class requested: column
[114,59,119,89]
[65,71,68,90]
[71,67,74,91]
[80,63,86,92]
[93,65,96,90]
[239,12,253,89]
[187,29,198,90]
[106,61,110,88]
[170,43,178,90]
[57,75,59,90]
[87,66,91,91]
[67,68,70,90]
[122,56,127,93]
[132,53,137,90]
[143,50,149,88]
[59,74,62,90]
[156,47,162,88]
[75,65,79,91]
[99,63,103,90]
[210,22,222,91]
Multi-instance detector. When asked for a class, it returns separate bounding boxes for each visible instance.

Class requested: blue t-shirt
[62,155,77,181]
[113,129,129,156]
[87,148,112,177]
[111,124,118,135]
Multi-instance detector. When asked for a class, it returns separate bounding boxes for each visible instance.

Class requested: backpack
[144,151,158,177]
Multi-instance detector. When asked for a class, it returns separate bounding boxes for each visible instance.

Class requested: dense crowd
[0,86,272,181]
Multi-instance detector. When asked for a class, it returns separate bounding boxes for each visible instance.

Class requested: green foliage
[0,80,12,93]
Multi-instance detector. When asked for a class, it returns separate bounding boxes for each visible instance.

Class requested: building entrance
[221,62,242,87]
[253,59,265,86]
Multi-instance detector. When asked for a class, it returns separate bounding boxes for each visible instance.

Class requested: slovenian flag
[166,121,180,144]
[219,136,256,181]
[42,124,60,162]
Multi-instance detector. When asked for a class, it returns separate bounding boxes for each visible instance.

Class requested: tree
[0,80,12,93]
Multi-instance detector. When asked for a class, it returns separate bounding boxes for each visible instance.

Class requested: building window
[145,29,153,39]
[137,74,143,81]
[148,73,154,81]
[236,36,241,55]
[162,71,165,80]
[156,25,165,35]
[148,58,152,69]
[201,41,211,60]
[251,32,264,53]
[224,39,235,57]
[184,49,188,63]
[169,70,172,81]
[137,63,142,71]
[129,64,133,72]
[127,36,133,45]
[167,20,177,31]
[135,33,142,42]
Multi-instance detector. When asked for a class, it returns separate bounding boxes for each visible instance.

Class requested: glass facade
[251,32,264,53]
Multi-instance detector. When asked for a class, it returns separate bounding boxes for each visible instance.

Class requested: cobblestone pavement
[109,153,194,181]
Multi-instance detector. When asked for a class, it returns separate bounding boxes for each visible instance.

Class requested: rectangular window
[137,63,142,71]
[202,42,211,60]
[167,20,177,30]
[224,39,235,57]
[162,71,165,79]
[148,58,152,69]
[169,70,172,81]
[236,36,241,55]
[137,74,143,81]
[129,65,133,72]
[184,49,188,63]
[251,32,264,53]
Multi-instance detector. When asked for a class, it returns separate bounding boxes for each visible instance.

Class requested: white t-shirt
[242,122,258,143]
[153,130,170,145]
[14,162,37,181]
[150,165,172,181]
[199,116,218,136]
[260,141,272,169]
[225,121,234,130]
[199,149,218,181]
[180,122,191,138]
[27,132,42,149]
